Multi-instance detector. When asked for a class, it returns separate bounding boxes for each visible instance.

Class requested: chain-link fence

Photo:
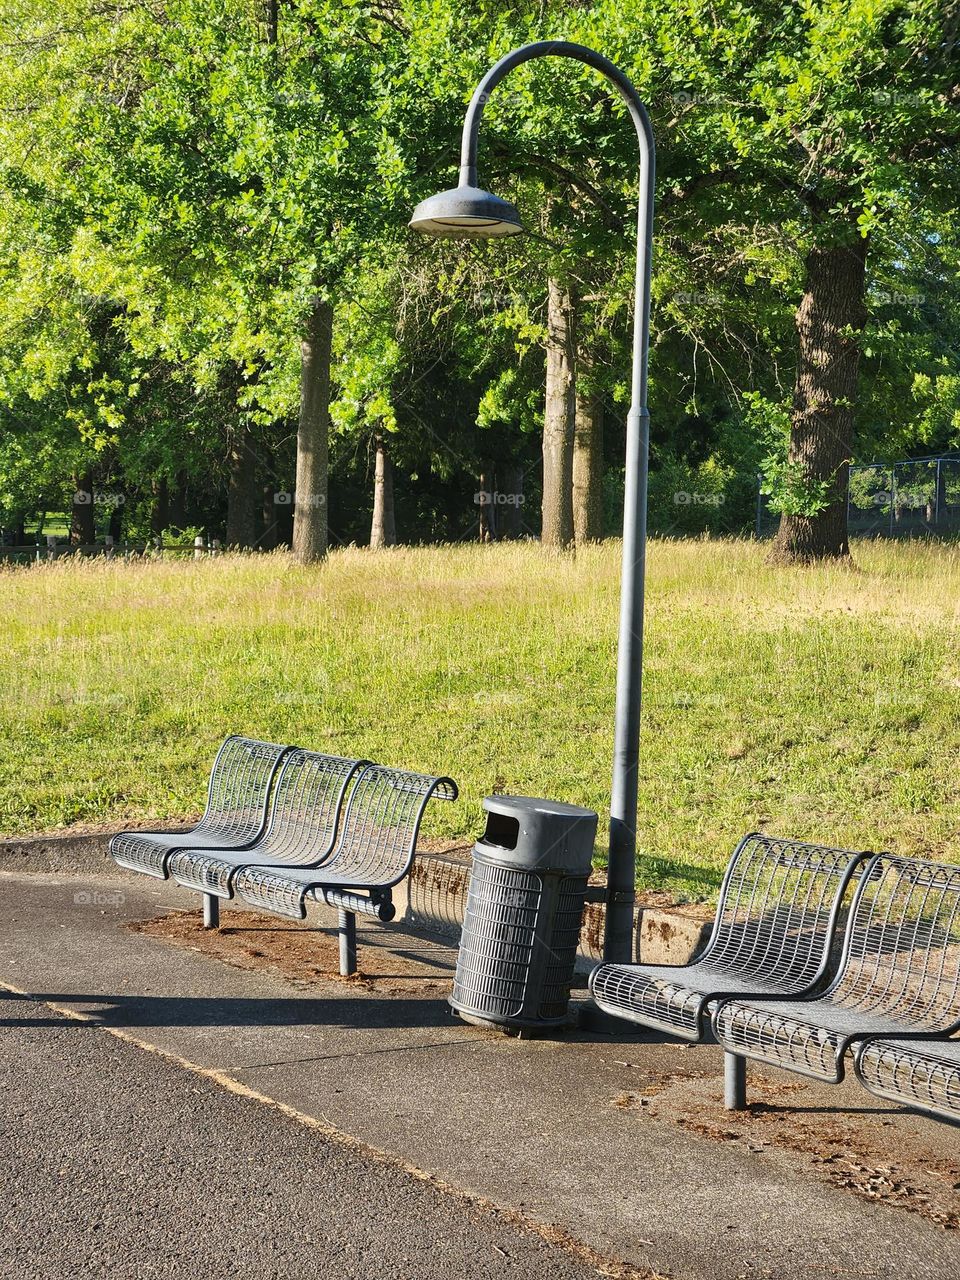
[756,455,960,540]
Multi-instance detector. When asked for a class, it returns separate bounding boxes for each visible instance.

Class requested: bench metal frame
[109,737,291,881]
[589,834,868,1058]
[167,750,368,904]
[854,1031,960,1127]
[713,854,960,1089]
[233,765,458,975]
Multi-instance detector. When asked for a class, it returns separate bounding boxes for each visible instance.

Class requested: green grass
[1,538,959,899]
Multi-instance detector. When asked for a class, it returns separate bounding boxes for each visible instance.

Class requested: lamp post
[410,41,655,963]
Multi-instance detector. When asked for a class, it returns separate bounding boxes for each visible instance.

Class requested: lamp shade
[409,185,524,238]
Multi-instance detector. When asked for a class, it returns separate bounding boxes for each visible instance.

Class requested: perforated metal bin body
[450,796,599,1030]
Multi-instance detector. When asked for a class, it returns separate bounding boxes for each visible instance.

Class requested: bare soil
[613,1068,960,1230]
[128,907,455,998]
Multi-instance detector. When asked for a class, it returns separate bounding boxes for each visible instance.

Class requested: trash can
[450,795,599,1032]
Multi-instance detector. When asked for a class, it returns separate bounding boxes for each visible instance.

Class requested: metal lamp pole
[410,42,655,963]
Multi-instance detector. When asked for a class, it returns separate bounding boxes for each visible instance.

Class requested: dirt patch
[128,908,455,998]
[662,1080,960,1230]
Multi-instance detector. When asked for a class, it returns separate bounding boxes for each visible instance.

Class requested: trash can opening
[482,810,520,850]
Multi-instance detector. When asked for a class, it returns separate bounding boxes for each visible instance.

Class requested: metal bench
[590,833,867,1038]
[589,833,869,1107]
[166,750,368,922]
[110,736,290,880]
[713,855,960,1091]
[854,1034,960,1126]
[233,764,458,975]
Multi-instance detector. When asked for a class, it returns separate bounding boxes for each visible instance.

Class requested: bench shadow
[0,988,455,1032]
[747,1101,911,1117]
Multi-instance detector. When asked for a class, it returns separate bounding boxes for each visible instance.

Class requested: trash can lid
[482,795,597,820]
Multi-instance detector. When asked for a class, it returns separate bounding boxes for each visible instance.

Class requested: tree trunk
[150,476,169,538]
[370,433,396,549]
[260,483,278,551]
[541,277,576,549]
[107,501,123,542]
[70,471,95,546]
[573,361,604,543]
[168,471,188,531]
[770,231,868,564]
[292,296,332,563]
[225,425,259,549]
[501,464,524,539]
[477,466,494,543]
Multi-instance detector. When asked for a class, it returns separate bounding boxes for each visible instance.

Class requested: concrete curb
[0,826,712,967]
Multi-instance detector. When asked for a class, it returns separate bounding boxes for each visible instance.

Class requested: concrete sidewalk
[1,868,957,1280]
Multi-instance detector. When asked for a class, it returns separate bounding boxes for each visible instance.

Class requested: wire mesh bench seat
[167,750,367,900]
[713,855,960,1085]
[110,736,291,880]
[233,764,458,974]
[589,833,869,1041]
[854,1035,960,1126]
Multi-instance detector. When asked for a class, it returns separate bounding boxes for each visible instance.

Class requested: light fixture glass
[409,185,523,238]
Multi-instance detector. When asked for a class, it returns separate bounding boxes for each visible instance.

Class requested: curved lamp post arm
[456,41,655,963]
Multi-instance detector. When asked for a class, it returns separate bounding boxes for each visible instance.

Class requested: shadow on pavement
[0,988,455,1031]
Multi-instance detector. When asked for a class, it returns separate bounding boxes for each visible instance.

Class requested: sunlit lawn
[2,537,959,898]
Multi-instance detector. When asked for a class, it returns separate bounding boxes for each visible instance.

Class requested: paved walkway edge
[0,975,656,1280]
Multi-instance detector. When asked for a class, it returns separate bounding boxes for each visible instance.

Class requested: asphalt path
[0,996,617,1280]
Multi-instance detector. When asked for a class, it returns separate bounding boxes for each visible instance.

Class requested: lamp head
[409,184,523,239]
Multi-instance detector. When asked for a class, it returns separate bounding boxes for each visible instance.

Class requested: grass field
[2,538,959,899]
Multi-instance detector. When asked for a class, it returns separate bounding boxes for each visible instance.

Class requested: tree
[542,277,577,548]
[575,0,960,561]
[293,297,332,560]
[369,432,396,548]
[573,343,605,542]
[1,0,957,558]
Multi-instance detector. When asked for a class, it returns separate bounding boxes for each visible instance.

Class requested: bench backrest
[255,749,368,863]
[830,854,960,1029]
[322,765,459,888]
[701,834,868,991]
[198,736,291,843]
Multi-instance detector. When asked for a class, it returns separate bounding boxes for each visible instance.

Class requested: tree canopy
[0,0,957,555]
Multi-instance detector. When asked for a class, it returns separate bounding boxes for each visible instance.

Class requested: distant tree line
[0,0,957,563]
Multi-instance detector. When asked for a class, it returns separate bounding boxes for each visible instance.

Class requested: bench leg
[203,893,220,930]
[724,1051,747,1110]
[338,909,357,976]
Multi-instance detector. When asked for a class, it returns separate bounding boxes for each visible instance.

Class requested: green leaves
[0,0,957,540]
